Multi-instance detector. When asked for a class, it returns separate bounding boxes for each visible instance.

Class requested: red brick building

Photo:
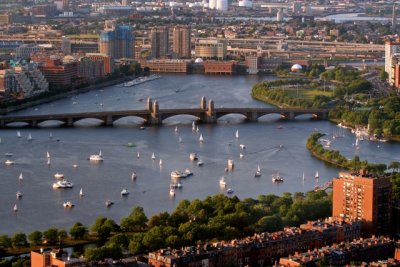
[332,170,392,236]
[31,249,86,267]
[39,57,78,89]
[203,61,237,75]
[86,53,114,75]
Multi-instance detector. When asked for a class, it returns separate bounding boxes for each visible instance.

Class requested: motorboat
[272,173,284,183]
[171,170,188,179]
[219,177,226,187]
[4,152,13,157]
[185,169,193,176]
[5,160,14,166]
[197,160,204,166]
[254,165,262,177]
[189,153,198,161]
[123,74,161,87]
[63,201,74,208]
[52,180,74,189]
[239,144,246,150]
[16,191,23,199]
[89,151,103,161]
[121,188,129,196]
[54,173,64,179]
[226,188,234,194]
[132,172,137,180]
[105,200,114,207]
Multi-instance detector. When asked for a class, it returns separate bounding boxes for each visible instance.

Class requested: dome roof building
[291,64,303,72]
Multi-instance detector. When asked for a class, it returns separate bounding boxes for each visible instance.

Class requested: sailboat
[132,172,137,180]
[79,188,84,197]
[235,130,239,139]
[302,172,305,182]
[49,132,53,139]
[199,134,204,143]
[47,158,51,166]
[192,121,196,131]
[18,173,23,181]
[196,126,199,132]
[174,126,178,133]
[151,152,156,160]
[254,165,262,177]
[179,137,182,143]
[27,133,32,141]
[315,171,319,179]
[13,204,18,212]
[17,131,21,138]
[159,159,163,166]
[355,138,360,149]
[137,152,140,159]
[239,153,244,159]
[46,151,50,158]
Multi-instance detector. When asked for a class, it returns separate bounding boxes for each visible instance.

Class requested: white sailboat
[239,153,244,159]
[254,165,262,177]
[49,132,53,139]
[196,125,199,132]
[159,159,163,166]
[18,173,23,181]
[302,172,305,182]
[46,151,50,158]
[192,121,196,131]
[47,158,51,166]
[17,131,21,138]
[174,126,178,133]
[199,134,204,143]
[137,152,140,159]
[13,204,18,212]
[179,137,183,143]
[151,152,156,160]
[27,133,32,141]
[315,171,319,179]
[79,188,84,197]
[132,172,137,180]
[235,130,239,139]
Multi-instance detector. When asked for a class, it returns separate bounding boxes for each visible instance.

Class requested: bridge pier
[289,112,295,120]
[150,100,161,125]
[248,112,258,122]
[31,120,38,128]
[105,115,113,126]
[66,117,74,127]
[0,120,4,128]
[204,99,216,123]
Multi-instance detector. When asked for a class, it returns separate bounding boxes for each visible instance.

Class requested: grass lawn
[282,88,332,100]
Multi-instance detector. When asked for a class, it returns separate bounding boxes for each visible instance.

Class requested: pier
[0,97,329,128]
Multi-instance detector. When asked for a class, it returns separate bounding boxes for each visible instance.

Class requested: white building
[216,0,228,11]
[385,41,400,85]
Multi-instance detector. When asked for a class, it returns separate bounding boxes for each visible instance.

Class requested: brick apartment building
[31,249,86,267]
[38,56,78,89]
[148,218,361,267]
[332,170,392,236]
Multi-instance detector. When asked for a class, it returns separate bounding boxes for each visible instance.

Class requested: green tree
[69,222,88,240]
[11,233,28,248]
[120,207,148,232]
[28,231,42,246]
[43,228,59,245]
[0,235,12,249]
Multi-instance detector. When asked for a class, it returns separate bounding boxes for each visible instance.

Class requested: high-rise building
[151,26,170,59]
[332,170,392,236]
[172,26,191,59]
[99,21,135,59]
[61,36,71,55]
[392,4,397,34]
[385,41,400,85]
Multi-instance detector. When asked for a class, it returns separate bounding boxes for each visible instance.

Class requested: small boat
[315,171,319,179]
[47,158,51,166]
[151,152,156,160]
[254,165,262,177]
[199,134,204,143]
[73,164,78,168]
[52,180,74,189]
[16,191,23,199]
[17,131,21,138]
[272,173,284,183]
[171,170,189,179]
[27,133,32,141]
[132,172,137,180]
[196,126,199,132]
[54,173,64,179]
[137,152,140,159]
[184,169,193,176]
[13,204,18,212]
[197,160,204,166]
[18,173,23,181]
[174,126,178,133]
[189,153,198,161]
[4,152,13,157]
[179,137,183,143]
[192,121,196,131]
[105,200,114,207]
[63,201,74,208]
[227,159,234,171]
[235,130,239,139]
[239,153,244,159]
[121,188,129,196]
[226,188,234,194]
[219,177,226,187]
[239,144,246,150]
[79,188,84,197]
[5,160,14,166]
[140,126,146,130]
[170,183,182,189]
[302,172,305,182]
[49,132,53,139]
[89,151,103,161]
[159,159,163,166]
[46,151,50,158]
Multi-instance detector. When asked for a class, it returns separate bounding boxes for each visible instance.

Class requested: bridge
[0,97,329,128]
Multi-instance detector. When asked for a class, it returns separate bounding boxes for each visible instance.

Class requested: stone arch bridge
[0,97,329,128]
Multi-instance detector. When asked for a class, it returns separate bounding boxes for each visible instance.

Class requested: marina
[0,74,399,235]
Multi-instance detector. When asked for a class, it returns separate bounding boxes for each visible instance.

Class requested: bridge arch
[113,115,147,126]
[160,113,202,122]
[72,118,105,127]
[216,113,249,121]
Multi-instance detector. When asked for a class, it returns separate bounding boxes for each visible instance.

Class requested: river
[0,74,399,235]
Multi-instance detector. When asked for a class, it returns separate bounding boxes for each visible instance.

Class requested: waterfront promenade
[0,97,329,128]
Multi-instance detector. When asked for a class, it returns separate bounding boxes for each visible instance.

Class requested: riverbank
[0,77,127,115]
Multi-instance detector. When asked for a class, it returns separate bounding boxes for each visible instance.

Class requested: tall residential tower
[99,21,135,59]
[150,26,170,59]
[172,25,191,59]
